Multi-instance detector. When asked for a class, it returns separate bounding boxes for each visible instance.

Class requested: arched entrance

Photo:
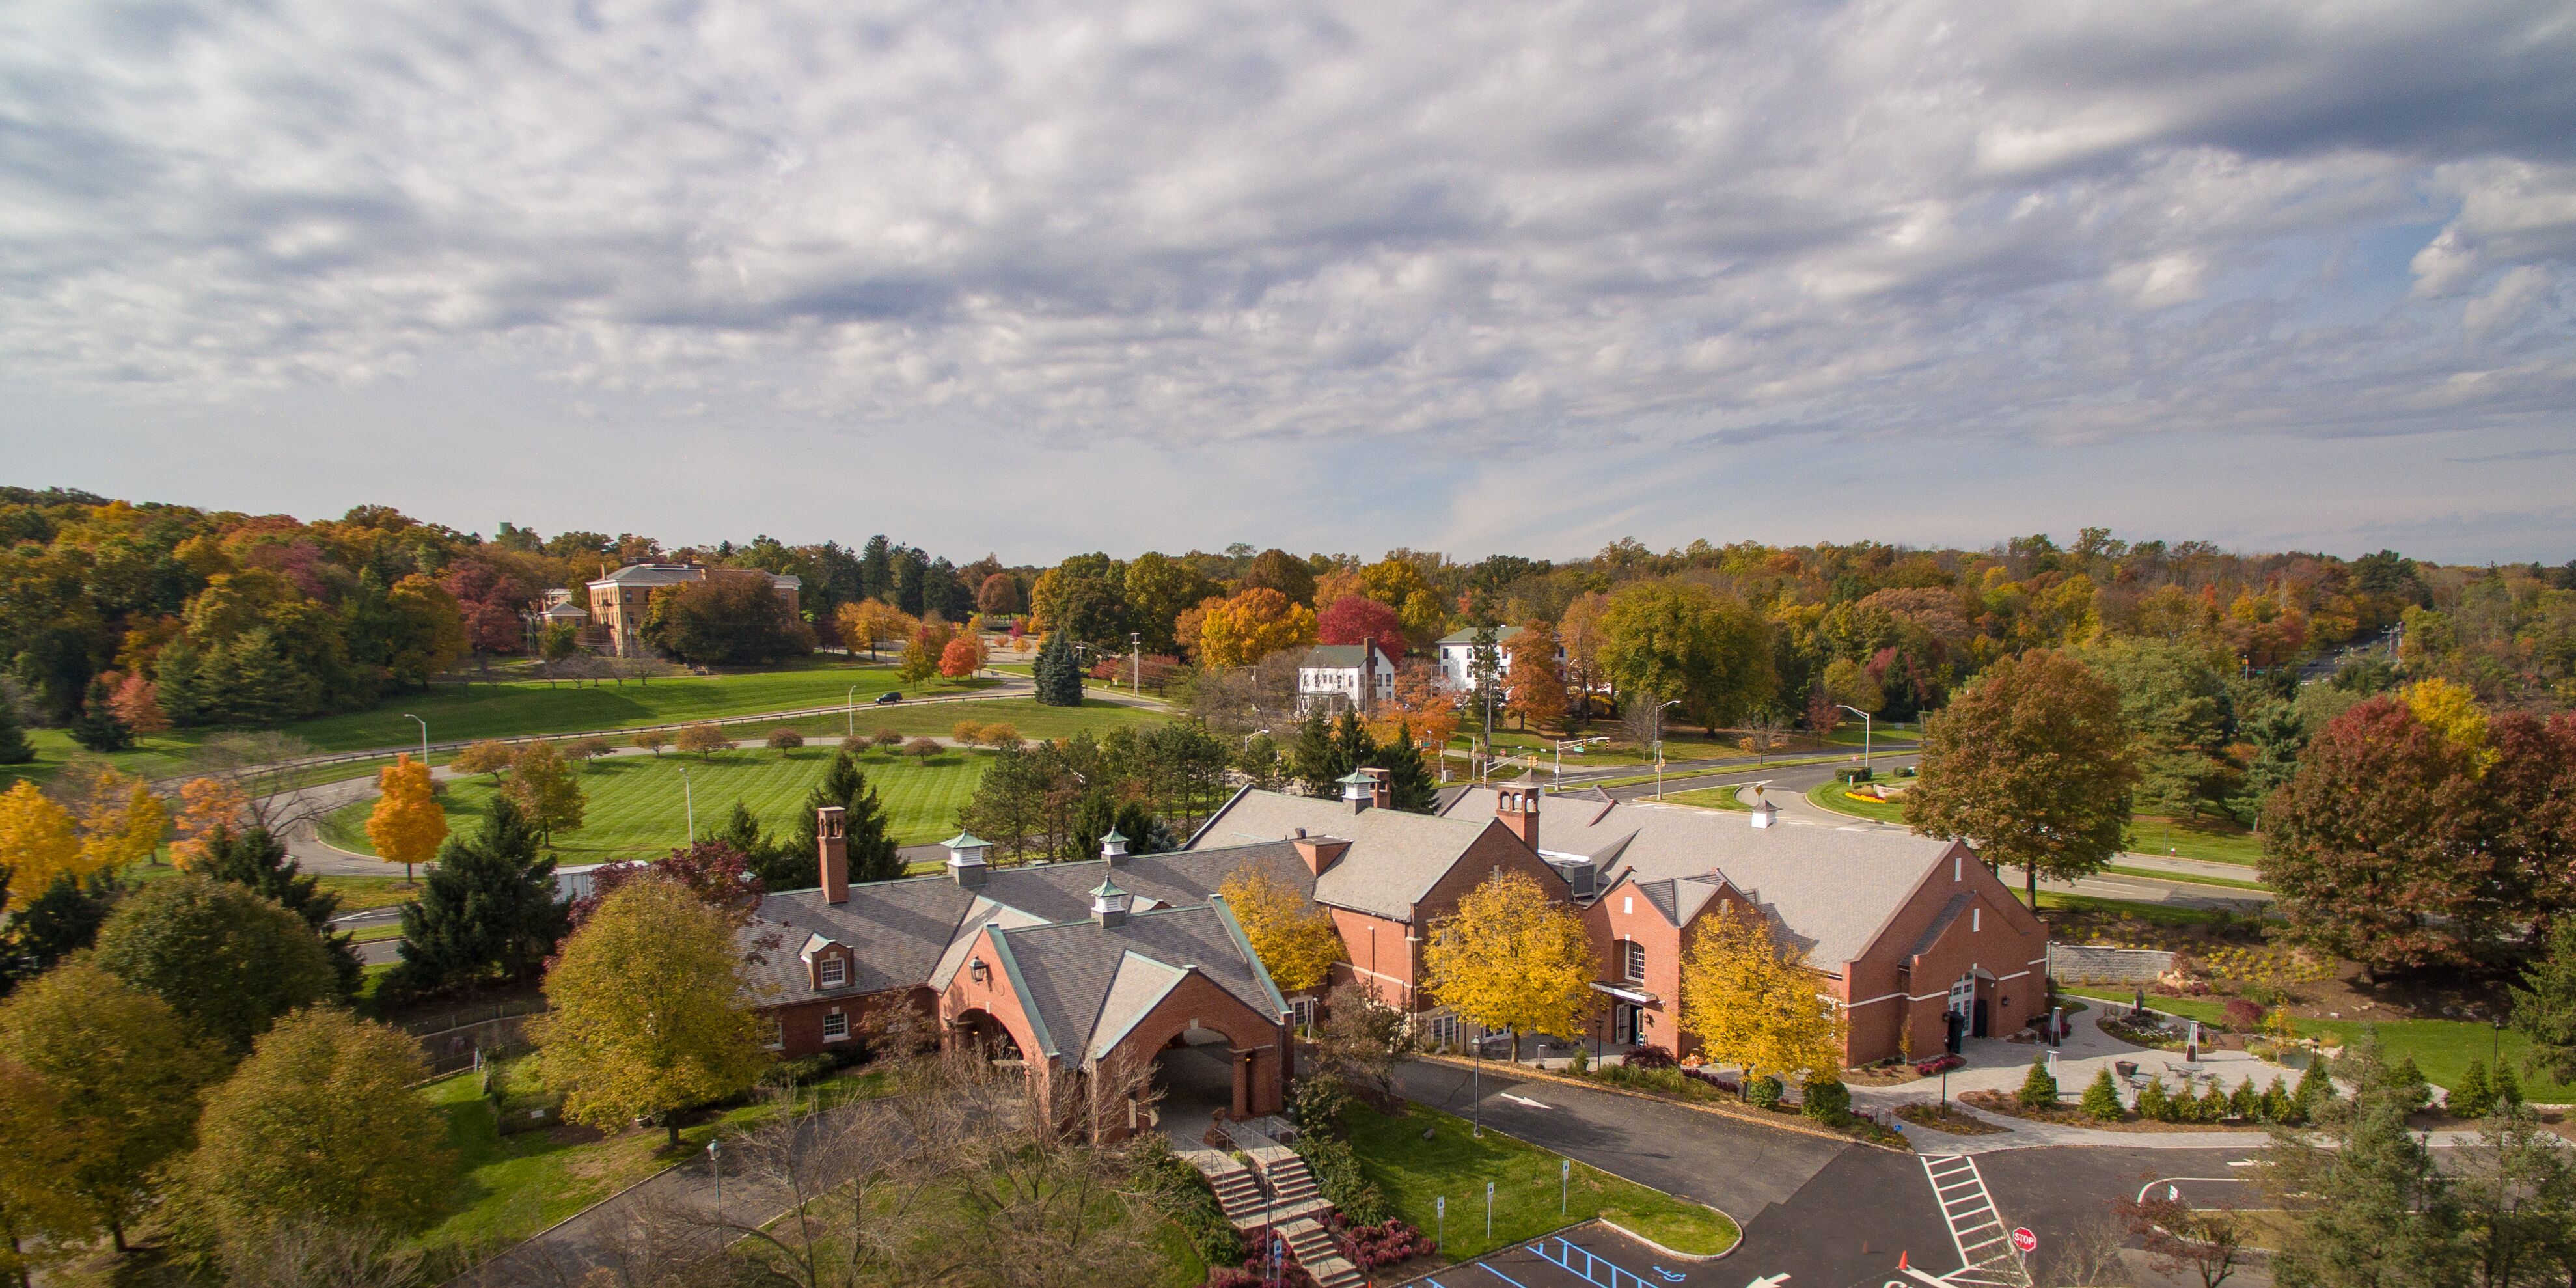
[948,1007,1026,1063]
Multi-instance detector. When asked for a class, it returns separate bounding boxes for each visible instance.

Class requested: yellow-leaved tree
[1198,588,1319,668]
[2403,678,2495,773]
[535,876,768,1147]
[169,776,251,870]
[1678,908,1846,1087]
[1219,864,1345,995]
[505,741,586,851]
[1421,871,1598,1062]
[55,764,167,875]
[366,754,447,883]
[0,782,84,905]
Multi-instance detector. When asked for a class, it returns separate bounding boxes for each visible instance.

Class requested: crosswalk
[1918,1154,2031,1288]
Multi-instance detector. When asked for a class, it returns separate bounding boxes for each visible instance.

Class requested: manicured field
[2124,814,2264,866]
[1662,784,1752,812]
[2066,988,2576,1101]
[322,746,989,859]
[756,696,1169,745]
[1343,1102,1738,1260]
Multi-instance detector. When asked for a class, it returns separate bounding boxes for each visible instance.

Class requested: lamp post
[403,713,428,765]
[680,766,695,842]
[707,1137,721,1226]
[1240,728,1270,753]
[847,685,858,739]
[1837,704,1874,777]
[1652,699,1680,799]
[1130,631,1141,692]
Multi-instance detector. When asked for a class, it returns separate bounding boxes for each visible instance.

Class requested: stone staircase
[1279,1217,1365,1288]
[1214,1122,1363,1287]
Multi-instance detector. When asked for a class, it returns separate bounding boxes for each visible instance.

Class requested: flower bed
[1895,1103,2009,1136]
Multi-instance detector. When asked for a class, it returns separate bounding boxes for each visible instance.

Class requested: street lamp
[402,713,428,765]
[847,685,858,739]
[1240,728,1270,753]
[1652,700,1680,799]
[1837,704,1874,778]
[707,1136,721,1226]
[680,766,695,842]
[1130,631,1142,692]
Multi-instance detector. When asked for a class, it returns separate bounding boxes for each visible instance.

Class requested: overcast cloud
[3,0,2572,561]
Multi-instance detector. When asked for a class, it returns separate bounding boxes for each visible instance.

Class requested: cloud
[0,0,2571,556]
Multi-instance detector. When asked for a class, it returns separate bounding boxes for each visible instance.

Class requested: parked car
[1914,1054,1966,1076]
[875,691,903,704]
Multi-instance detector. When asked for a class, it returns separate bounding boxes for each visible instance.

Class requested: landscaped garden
[322,744,991,859]
[1341,1101,1738,1261]
[2068,987,2576,1101]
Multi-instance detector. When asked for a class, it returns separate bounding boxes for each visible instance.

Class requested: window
[1291,996,1319,1033]
[1971,907,1981,933]
[765,1016,785,1050]
[821,1011,849,1042]
[1622,940,1647,983]
[817,956,847,989]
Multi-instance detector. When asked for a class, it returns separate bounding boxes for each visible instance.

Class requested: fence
[2048,944,2175,985]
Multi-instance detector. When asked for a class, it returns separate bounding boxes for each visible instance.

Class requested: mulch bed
[1895,1103,2009,1136]
[1957,1090,2255,1133]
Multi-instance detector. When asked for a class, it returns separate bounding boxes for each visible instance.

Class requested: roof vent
[944,831,991,886]
[1089,877,1131,929]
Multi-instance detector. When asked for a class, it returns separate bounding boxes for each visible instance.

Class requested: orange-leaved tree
[366,754,446,883]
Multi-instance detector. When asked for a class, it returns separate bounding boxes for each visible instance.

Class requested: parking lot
[1410,1226,1728,1288]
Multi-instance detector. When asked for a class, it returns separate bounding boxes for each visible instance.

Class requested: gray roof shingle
[1185,790,1505,922]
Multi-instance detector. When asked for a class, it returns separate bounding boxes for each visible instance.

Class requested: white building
[1434,625,1562,691]
[1297,643,1399,714]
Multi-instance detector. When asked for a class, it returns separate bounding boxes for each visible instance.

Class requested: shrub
[871,728,903,749]
[1290,1134,1388,1226]
[1288,1076,1350,1136]
[2228,1078,2261,1121]
[839,733,872,755]
[1745,1075,1783,1109]
[1623,1045,1677,1070]
[2295,1060,2335,1114]
[952,720,987,746]
[905,737,943,760]
[1568,1049,1591,1075]
[2221,997,2266,1032]
[2391,1055,2431,1111]
[763,1053,834,1087]
[2017,1055,2059,1108]
[1129,1134,1242,1268]
[2081,1068,2124,1121]
[2137,1077,2175,1122]
[1802,1078,1850,1123]
[633,728,672,755]
[765,726,804,750]
[2194,1083,2230,1123]
[980,722,1022,748]
[675,722,730,757]
[2449,1060,2495,1119]
[2497,1062,2523,1108]
[1336,1217,1436,1269]
[2261,1075,2296,1125]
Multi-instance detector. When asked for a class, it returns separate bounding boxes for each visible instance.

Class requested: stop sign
[2011,1228,2038,1254]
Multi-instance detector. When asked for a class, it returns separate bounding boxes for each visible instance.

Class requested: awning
[1590,982,1658,1006]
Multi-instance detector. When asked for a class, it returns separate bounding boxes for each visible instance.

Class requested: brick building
[584,562,801,657]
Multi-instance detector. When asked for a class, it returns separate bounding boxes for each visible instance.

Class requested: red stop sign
[2011,1228,2038,1254]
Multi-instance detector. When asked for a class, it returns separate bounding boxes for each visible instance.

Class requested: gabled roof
[1441,786,1962,967]
[1302,644,1396,670]
[984,901,1285,1063]
[1436,625,1526,646]
[1185,788,1511,922]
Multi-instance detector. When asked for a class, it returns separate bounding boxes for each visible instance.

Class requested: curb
[1416,1054,1910,1153]
[1598,1216,1736,1262]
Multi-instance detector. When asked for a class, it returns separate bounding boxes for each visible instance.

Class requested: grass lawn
[322,746,991,860]
[2102,864,2271,892]
[1807,780,1910,824]
[1343,1102,1738,1261]
[758,696,1167,745]
[2124,815,2264,866]
[415,1064,892,1256]
[2029,891,2243,929]
[2066,988,2576,1101]
[1662,784,1752,812]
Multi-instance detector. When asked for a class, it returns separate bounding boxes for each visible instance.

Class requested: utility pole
[1130,631,1141,692]
[404,713,428,765]
[1653,699,1679,799]
[681,767,695,842]
[1838,704,1874,777]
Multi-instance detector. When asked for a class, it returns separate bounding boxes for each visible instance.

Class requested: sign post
[1487,1181,1496,1240]
[1436,1197,1444,1252]
[1562,1158,1571,1214]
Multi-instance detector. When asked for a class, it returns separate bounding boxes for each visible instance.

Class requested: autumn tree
[0,1057,88,1286]
[1596,581,1776,730]
[90,873,338,1054]
[1219,864,1345,994]
[1503,621,1568,731]
[2261,696,2505,977]
[168,774,251,869]
[389,795,562,995]
[1679,907,1846,1085]
[1240,549,1317,606]
[537,877,769,1148]
[571,840,765,932]
[676,722,730,758]
[180,1008,457,1241]
[506,739,587,849]
[976,572,1024,618]
[940,633,986,679]
[364,753,445,882]
[1421,871,1597,1062]
[1198,588,1319,668]
[641,569,815,665]
[55,767,167,877]
[0,961,226,1251]
[1906,648,2139,905]
[1316,595,1405,654]
[634,727,672,756]
[0,782,86,905]
[835,600,916,661]
[106,671,168,734]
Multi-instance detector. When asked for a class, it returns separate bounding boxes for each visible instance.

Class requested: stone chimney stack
[1496,785,1541,853]
[817,806,849,903]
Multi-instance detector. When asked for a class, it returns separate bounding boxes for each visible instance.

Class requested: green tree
[0,690,31,765]
[2017,1053,2059,1107]
[389,795,563,994]
[1906,648,2139,905]
[66,678,131,753]
[0,1057,89,1286]
[505,739,588,849]
[1033,631,1084,707]
[639,570,814,665]
[2232,694,2309,821]
[536,877,768,1148]
[1,871,122,977]
[180,1008,457,1240]
[761,750,901,890]
[0,961,226,1251]
[1596,581,1776,730]
[2264,1038,2467,1288]
[2453,1104,2573,1288]
[197,825,363,996]
[2081,637,2234,818]
[90,873,338,1055]
[2450,1060,2495,1119]
[2510,920,2576,1087]
[2081,1067,2124,1120]
[1121,552,1213,655]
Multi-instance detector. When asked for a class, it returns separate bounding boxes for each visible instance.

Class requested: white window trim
[821,1009,850,1043]
[817,956,847,989]
[765,1016,786,1050]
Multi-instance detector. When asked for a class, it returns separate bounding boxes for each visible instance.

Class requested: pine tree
[2295,1059,2335,1115]
[66,678,132,753]
[200,824,364,996]
[213,631,300,726]
[2229,1077,2262,1121]
[1287,709,1347,797]
[1,871,123,976]
[2493,1061,2521,1108]
[2392,1053,2432,1111]
[2018,1054,2059,1108]
[2450,1059,2495,1119]
[2196,1082,2230,1123]
[1033,631,1084,707]
[2081,1067,2124,1121]
[152,640,212,728]
[2510,921,2576,1088]
[1363,720,1439,812]
[389,796,562,994]
[717,801,767,866]
[759,751,903,890]
[2266,1041,2468,1288]
[2262,1075,2295,1124]
[2137,1076,2175,1121]
[0,687,31,764]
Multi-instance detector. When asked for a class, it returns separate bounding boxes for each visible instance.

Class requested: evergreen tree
[2,871,124,979]
[152,640,212,728]
[2265,1040,2467,1288]
[760,751,903,889]
[2262,1075,2295,1124]
[0,688,36,764]
[389,796,562,995]
[213,631,303,726]
[199,824,363,996]
[2081,1067,2124,1120]
[1033,631,1084,707]
[1287,709,1349,796]
[717,801,769,871]
[2450,1058,2496,1119]
[2510,921,2576,1087]
[2229,1077,2262,1121]
[66,678,132,753]
[2295,1059,2336,1116]
[2137,1076,2176,1121]
[2018,1053,2059,1107]
[1362,720,1439,811]
[2493,1061,2521,1108]
[2391,1053,2432,1111]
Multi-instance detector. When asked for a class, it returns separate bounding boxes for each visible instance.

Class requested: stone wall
[2048,943,2174,985]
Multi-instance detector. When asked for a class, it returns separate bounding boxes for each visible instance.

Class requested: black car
[875,691,903,704]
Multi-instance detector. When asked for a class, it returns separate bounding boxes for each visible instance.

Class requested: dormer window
[818,956,847,989]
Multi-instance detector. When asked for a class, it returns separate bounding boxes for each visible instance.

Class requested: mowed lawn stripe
[322,747,990,858]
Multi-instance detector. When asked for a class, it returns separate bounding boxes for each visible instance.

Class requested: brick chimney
[817,806,849,904]
[1293,834,1352,877]
[1496,785,1540,853]
[1363,766,1391,810]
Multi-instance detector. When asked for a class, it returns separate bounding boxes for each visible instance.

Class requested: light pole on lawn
[1837,704,1874,778]
[847,685,858,739]
[1130,631,1141,692]
[681,766,695,842]
[403,713,428,764]
[1652,699,1680,799]
[707,1136,721,1226]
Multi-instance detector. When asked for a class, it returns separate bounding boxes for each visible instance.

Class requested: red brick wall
[1099,969,1289,1123]
[1581,876,1751,1059]
[764,985,931,1058]
[1328,907,1419,1006]
[1837,843,2049,1065]
[1323,818,1569,1013]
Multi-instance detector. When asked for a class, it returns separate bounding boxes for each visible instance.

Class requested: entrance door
[1612,1004,1641,1047]
[1972,998,1990,1039]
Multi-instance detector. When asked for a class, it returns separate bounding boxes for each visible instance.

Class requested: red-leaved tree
[566,841,765,933]
[1317,595,1405,653]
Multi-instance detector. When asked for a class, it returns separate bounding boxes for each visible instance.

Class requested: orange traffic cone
[1897,1252,1909,1272]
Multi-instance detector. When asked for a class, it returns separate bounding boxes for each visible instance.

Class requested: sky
[3,0,2573,565]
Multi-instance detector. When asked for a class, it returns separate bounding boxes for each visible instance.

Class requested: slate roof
[1185,788,1510,922]
[1301,644,1395,670]
[737,845,1310,1011]
[1440,786,1960,967]
[586,563,801,591]
[986,902,1288,1060]
[1435,625,1526,646]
